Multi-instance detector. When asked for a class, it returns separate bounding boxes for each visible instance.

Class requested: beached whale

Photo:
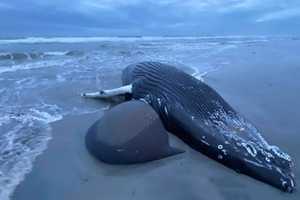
[85,100,184,164]
[82,62,295,192]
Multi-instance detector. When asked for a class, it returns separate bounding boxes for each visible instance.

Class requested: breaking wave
[0,36,271,44]
[0,51,84,62]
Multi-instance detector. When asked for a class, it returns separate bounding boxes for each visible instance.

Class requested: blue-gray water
[0,36,298,200]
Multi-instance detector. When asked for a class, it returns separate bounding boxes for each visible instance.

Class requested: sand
[12,42,300,200]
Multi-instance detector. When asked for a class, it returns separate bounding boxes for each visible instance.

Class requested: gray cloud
[0,0,300,36]
[257,8,300,22]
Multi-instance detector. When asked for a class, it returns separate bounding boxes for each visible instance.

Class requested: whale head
[235,142,296,192]
[206,111,296,192]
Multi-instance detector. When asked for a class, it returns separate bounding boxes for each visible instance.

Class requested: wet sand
[12,42,300,200]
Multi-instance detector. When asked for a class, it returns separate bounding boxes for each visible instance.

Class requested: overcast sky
[1,0,300,37]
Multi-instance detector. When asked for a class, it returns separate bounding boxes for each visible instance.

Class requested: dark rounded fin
[85,100,184,164]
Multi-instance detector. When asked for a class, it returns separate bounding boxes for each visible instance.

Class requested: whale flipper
[81,85,132,99]
[85,100,184,164]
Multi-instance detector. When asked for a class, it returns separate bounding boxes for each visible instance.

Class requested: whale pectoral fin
[81,90,114,99]
[81,84,132,99]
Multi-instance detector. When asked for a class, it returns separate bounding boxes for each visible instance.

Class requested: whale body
[120,62,295,192]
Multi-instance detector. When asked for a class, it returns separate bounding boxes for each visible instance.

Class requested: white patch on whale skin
[244,158,265,168]
[222,149,227,155]
[82,84,132,98]
[191,67,207,82]
[163,106,168,116]
[157,98,161,106]
[139,98,150,104]
[102,85,132,96]
[200,139,210,146]
[242,142,257,157]
[269,145,292,162]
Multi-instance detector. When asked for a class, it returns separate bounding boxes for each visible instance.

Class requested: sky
[0,0,300,37]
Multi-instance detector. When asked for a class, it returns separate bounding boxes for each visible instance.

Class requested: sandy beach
[10,39,300,200]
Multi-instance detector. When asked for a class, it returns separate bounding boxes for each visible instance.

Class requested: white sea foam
[56,74,66,82]
[29,108,63,123]
[229,39,269,44]
[44,51,68,56]
[0,115,10,126]
[0,61,49,74]
[0,59,73,74]
[0,106,63,200]
[0,36,271,44]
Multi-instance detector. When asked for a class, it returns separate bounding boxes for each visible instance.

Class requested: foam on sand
[0,105,63,200]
